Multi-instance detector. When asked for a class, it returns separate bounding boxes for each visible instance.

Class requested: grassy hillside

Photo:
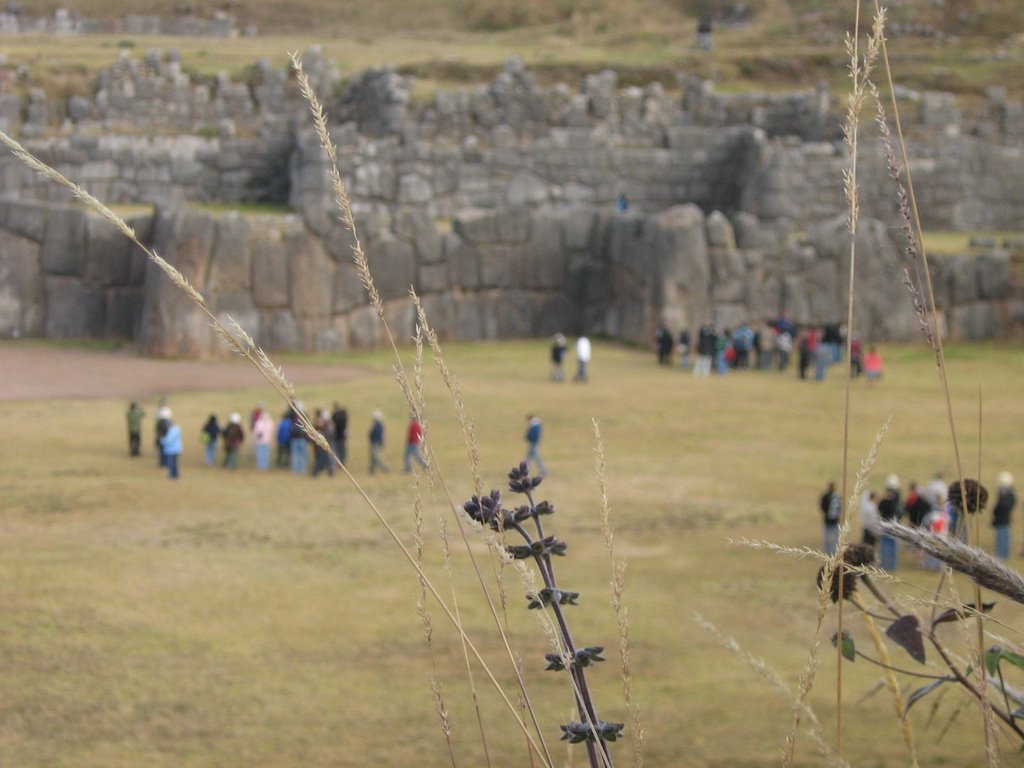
[11,0,1022,102]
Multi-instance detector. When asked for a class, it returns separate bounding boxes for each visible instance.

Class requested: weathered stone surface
[262,308,303,351]
[208,212,251,292]
[506,171,549,206]
[2,199,48,242]
[443,233,479,290]
[0,231,44,336]
[347,304,384,348]
[564,206,596,251]
[139,208,217,356]
[333,261,369,314]
[945,255,978,305]
[287,230,334,319]
[250,220,291,308]
[654,204,711,330]
[705,210,736,250]
[522,208,566,290]
[215,291,260,342]
[105,287,143,339]
[394,207,442,263]
[453,207,498,244]
[83,213,133,288]
[417,262,449,294]
[976,251,1011,300]
[44,276,106,338]
[949,301,999,340]
[365,233,416,301]
[41,206,87,276]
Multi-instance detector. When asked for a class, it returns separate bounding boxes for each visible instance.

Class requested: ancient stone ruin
[0,49,1021,355]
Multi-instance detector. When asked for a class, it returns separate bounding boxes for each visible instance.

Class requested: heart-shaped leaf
[886,614,926,664]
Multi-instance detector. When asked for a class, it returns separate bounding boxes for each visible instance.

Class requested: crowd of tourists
[820,470,1018,566]
[654,316,883,382]
[126,399,428,480]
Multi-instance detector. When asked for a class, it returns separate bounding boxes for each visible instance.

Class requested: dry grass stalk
[879,523,1024,605]
[848,593,919,765]
[593,420,644,768]
[835,3,885,748]
[441,519,493,767]
[694,614,849,767]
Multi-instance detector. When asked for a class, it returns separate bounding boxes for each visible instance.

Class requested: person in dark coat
[331,403,348,465]
[993,471,1016,560]
[222,413,245,469]
[877,474,902,570]
[368,409,388,474]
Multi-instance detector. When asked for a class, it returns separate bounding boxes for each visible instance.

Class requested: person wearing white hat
[222,413,245,469]
[877,474,901,570]
[993,471,1016,560]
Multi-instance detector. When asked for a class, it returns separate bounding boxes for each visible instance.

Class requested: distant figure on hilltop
[696,17,713,50]
[125,401,144,457]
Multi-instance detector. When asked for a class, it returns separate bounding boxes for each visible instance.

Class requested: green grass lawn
[2,338,1024,766]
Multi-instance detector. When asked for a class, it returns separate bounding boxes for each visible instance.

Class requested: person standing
[864,345,883,383]
[404,414,428,473]
[678,328,691,369]
[574,336,591,382]
[155,404,171,467]
[200,413,220,467]
[694,323,715,377]
[550,333,568,381]
[159,410,182,480]
[311,410,335,478]
[655,324,674,365]
[524,414,546,477]
[290,404,309,475]
[125,401,145,457]
[877,474,902,570]
[252,408,274,472]
[859,490,880,548]
[820,481,841,556]
[276,409,293,469]
[993,471,1016,560]
[222,413,245,470]
[369,409,388,474]
[331,403,348,465]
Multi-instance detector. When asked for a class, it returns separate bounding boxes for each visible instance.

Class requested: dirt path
[0,345,369,401]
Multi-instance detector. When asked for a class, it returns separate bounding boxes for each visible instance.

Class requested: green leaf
[905,678,950,716]
[886,614,926,664]
[986,646,1024,676]
[832,630,856,662]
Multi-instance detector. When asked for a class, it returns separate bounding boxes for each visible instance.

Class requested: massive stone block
[41,206,87,276]
[139,208,217,356]
[44,276,106,338]
[654,204,711,331]
[0,231,44,336]
[1,199,48,242]
[250,219,292,309]
[287,228,334,319]
[83,213,133,288]
[208,212,251,292]
[105,287,143,339]
[364,233,416,302]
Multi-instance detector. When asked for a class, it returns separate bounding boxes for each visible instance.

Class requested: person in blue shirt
[524,414,546,477]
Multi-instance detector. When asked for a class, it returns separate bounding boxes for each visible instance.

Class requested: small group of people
[549,334,591,383]
[819,470,1018,567]
[655,316,883,383]
[127,399,431,479]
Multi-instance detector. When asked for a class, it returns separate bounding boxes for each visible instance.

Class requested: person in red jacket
[404,414,427,473]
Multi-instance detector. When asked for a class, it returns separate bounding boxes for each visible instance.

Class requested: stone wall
[1,51,1023,352]
[2,198,1019,355]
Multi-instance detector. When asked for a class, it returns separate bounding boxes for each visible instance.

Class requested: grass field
[2,338,1024,766]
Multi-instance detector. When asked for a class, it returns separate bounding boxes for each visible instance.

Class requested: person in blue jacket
[524,414,546,477]
[159,411,183,480]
